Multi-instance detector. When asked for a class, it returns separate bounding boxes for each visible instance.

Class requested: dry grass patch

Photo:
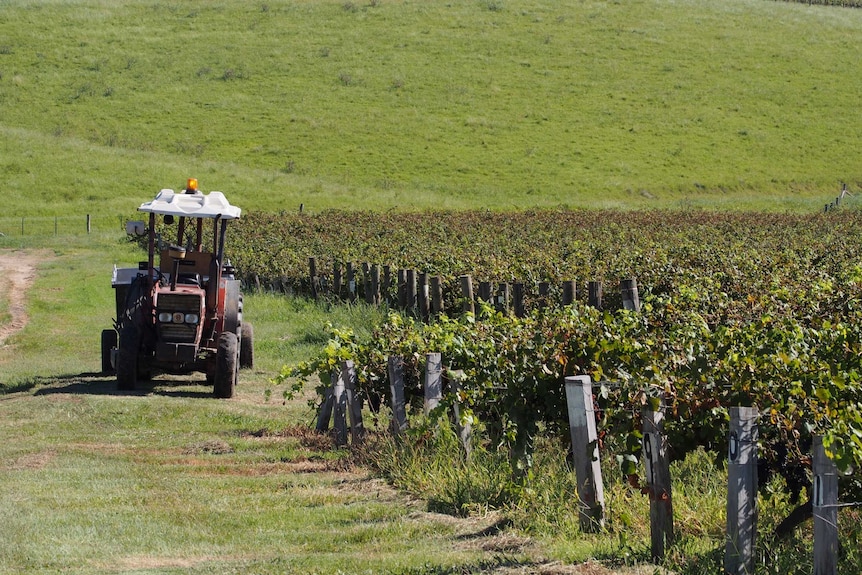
[4,449,57,471]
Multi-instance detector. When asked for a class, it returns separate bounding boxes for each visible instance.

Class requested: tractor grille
[159,323,197,343]
[156,293,201,344]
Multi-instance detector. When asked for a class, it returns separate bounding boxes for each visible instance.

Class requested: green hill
[1,0,861,216]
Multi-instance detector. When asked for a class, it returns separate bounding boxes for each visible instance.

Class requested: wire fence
[0,215,127,237]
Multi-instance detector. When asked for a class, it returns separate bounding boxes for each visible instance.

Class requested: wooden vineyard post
[588,280,603,309]
[564,375,605,532]
[332,262,343,299]
[460,275,474,314]
[643,397,674,561]
[448,369,472,459]
[331,367,348,447]
[407,269,417,314]
[725,406,758,575]
[496,283,510,314]
[431,276,444,315]
[346,262,356,301]
[315,361,363,447]
[620,278,640,311]
[341,360,365,445]
[418,273,430,323]
[308,257,319,299]
[387,356,408,434]
[513,282,525,317]
[812,436,838,575]
[315,378,335,433]
[383,265,392,305]
[478,281,493,306]
[424,353,443,415]
[397,269,408,309]
[562,280,576,306]
[371,264,381,305]
[362,263,373,304]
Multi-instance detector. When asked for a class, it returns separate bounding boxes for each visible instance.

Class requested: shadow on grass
[589,538,751,575]
[3,372,218,399]
[388,557,543,575]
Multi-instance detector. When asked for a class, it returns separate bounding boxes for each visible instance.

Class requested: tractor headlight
[158,311,199,324]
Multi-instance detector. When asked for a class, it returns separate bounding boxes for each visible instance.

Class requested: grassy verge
[369,422,862,574]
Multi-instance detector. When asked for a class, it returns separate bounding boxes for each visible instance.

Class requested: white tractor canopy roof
[138,189,242,220]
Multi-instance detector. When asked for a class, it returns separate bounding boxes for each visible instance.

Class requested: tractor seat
[177,273,201,287]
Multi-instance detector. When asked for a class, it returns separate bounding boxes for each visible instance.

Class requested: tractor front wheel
[116,326,139,391]
[214,332,238,399]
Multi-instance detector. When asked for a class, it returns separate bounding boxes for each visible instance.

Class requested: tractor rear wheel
[101,329,117,373]
[117,326,139,391]
[239,322,254,369]
[214,331,238,399]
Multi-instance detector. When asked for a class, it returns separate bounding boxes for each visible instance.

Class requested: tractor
[102,179,253,398]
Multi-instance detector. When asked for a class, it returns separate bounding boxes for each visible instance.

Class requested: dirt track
[0,250,42,348]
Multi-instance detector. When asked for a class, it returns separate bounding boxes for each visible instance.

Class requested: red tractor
[102,179,252,398]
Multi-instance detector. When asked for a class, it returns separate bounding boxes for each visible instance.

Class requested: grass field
[2,0,862,216]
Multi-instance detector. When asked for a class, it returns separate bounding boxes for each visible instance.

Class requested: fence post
[812,436,838,575]
[478,281,493,306]
[562,280,576,306]
[315,380,335,433]
[387,356,408,434]
[342,360,365,445]
[725,406,758,575]
[407,269,417,314]
[397,269,408,309]
[346,262,356,301]
[332,366,348,447]
[460,275,474,314]
[448,369,471,459]
[371,264,381,305]
[513,282,525,318]
[87,214,92,234]
[431,276,444,315]
[332,262,343,299]
[564,375,605,532]
[643,397,673,561]
[418,273,430,323]
[588,280,603,309]
[620,278,640,311]
[496,283,510,314]
[362,263,373,304]
[383,265,392,305]
[424,352,443,415]
[308,257,319,299]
